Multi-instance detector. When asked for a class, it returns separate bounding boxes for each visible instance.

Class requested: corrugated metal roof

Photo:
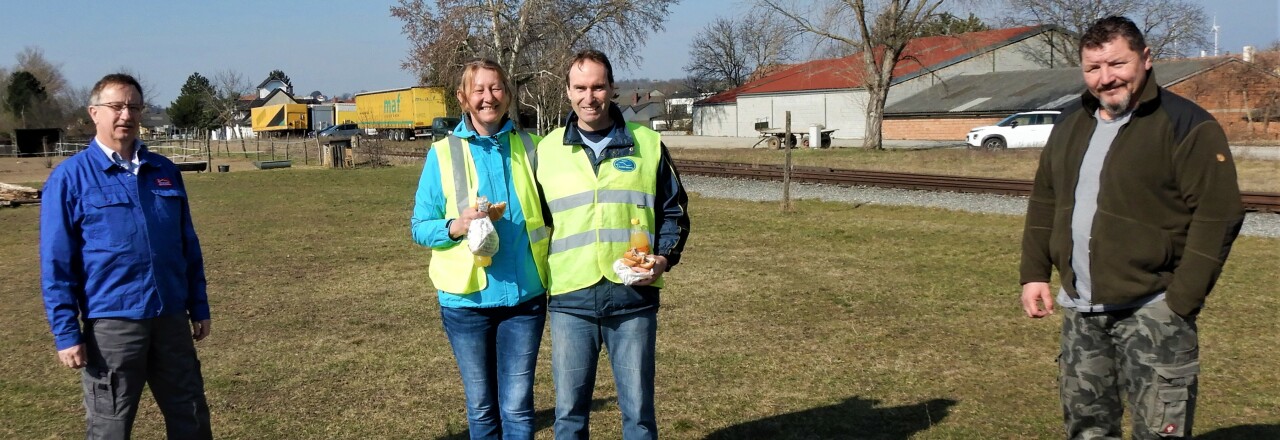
[884,69,1083,115]
[696,25,1053,105]
[884,58,1230,116]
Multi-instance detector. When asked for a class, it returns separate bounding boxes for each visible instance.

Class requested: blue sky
[1,0,1274,104]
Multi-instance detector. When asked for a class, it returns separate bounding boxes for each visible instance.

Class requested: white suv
[966,111,1060,149]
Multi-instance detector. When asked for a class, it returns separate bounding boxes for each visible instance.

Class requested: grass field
[668,147,1280,193]
[1,166,1277,439]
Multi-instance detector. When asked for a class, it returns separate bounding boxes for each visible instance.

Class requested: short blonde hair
[456,58,513,113]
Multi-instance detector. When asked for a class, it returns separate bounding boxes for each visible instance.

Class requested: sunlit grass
[1,166,1276,438]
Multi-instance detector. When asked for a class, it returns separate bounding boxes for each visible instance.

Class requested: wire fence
[0,141,90,158]
[2,128,437,170]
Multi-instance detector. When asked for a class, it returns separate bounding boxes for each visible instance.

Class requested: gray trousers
[81,314,212,440]
[1060,300,1199,440]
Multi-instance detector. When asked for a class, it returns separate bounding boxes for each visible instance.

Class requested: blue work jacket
[410,117,545,308]
[40,140,209,350]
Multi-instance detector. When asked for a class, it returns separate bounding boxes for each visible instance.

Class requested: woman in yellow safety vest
[409,58,549,440]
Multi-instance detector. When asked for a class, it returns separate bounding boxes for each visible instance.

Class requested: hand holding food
[487,202,507,222]
[622,248,656,272]
[613,250,657,286]
[467,196,500,267]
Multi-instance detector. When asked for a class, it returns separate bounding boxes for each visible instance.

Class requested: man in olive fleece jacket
[1018,17,1243,440]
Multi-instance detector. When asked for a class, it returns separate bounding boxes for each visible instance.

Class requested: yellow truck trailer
[354,86,449,140]
[251,103,309,133]
[335,103,358,125]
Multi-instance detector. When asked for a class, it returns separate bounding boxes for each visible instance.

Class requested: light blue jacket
[410,117,545,308]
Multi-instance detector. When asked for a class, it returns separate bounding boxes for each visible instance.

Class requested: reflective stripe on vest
[428,131,549,294]
[536,123,663,294]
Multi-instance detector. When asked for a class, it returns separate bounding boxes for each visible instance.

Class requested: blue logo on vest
[613,158,637,172]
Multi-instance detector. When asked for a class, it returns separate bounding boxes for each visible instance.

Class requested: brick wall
[1168,60,1280,141]
[884,60,1280,142]
[883,117,1003,141]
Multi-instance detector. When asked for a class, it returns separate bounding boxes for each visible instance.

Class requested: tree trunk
[1264,94,1275,137]
[862,81,889,150]
[1243,88,1254,133]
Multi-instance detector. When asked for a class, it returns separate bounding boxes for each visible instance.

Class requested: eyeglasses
[93,102,147,114]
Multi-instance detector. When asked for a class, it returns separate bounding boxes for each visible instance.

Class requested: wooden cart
[753,127,837,149]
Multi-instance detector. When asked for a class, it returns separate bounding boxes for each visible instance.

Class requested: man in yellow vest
[537,49,690,440]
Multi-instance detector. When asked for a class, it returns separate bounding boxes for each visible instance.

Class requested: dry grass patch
[1,166,1277,438]
[670,147,1280,193]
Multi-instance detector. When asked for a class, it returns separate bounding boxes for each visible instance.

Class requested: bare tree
[391,0,677,133]
[112,66,159,106]
[58,85,95,138]
[758,0,946,150]
[15,47,67,98]
[684,15,796,91]
[683,74,728,95]
[520,70,572,132]
[656,102,691,133]
[9,48,73,130]
[999,0,1209,66]
[741,14,796,73]
[210,70,252,139]
[915,11,988,37]
[1238,52,1280,137]
[685,18,749,90]
[0,66,12,137]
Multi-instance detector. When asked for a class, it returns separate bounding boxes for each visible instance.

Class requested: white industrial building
[692,25,1073,139]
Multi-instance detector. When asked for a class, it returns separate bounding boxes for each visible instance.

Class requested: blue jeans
[441,296,546,440]
[550,308,657,440]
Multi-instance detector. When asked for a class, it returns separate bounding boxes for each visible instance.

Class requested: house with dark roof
[139,108,173,138]
[257,77,292,99]
[622,102,667,126]
[880,57,1280,141]
[691,25,1074,139]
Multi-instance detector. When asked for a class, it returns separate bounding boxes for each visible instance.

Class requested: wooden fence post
[782,111,793,212]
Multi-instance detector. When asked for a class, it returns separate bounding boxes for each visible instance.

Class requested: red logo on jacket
[155,178,173,187]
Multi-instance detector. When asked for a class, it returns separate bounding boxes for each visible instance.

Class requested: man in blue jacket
[40,73,213,439]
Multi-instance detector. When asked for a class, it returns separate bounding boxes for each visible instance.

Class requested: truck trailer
[251,103,309,134]
[335,103,357,125]
[309,104,336,132]
[354,87,449,140]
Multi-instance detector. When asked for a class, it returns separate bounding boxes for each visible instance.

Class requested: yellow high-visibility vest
[430,132,549,294]
[536,123,663,294]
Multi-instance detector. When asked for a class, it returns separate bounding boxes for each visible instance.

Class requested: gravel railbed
[684,175,1280,238]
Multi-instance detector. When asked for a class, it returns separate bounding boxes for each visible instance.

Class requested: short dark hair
[1079,16,1147,58]
[566,49,614,85]
[90,73,144,104]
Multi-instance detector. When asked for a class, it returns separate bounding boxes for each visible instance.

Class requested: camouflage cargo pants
[1060,300,1199,440]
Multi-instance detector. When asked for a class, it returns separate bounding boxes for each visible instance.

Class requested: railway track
[674,160,1280,214]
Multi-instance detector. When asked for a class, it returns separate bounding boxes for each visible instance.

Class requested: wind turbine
[1212,17,1220,57]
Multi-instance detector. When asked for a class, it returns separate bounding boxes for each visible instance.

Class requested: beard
[1100,95,1131,117]
[1097,89,1133,118]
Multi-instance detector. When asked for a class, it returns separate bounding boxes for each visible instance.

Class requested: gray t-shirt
[580,127,613,158]
[1058,110,1164,312]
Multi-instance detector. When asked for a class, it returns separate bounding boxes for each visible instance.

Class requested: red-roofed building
[692,25,1074,139]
